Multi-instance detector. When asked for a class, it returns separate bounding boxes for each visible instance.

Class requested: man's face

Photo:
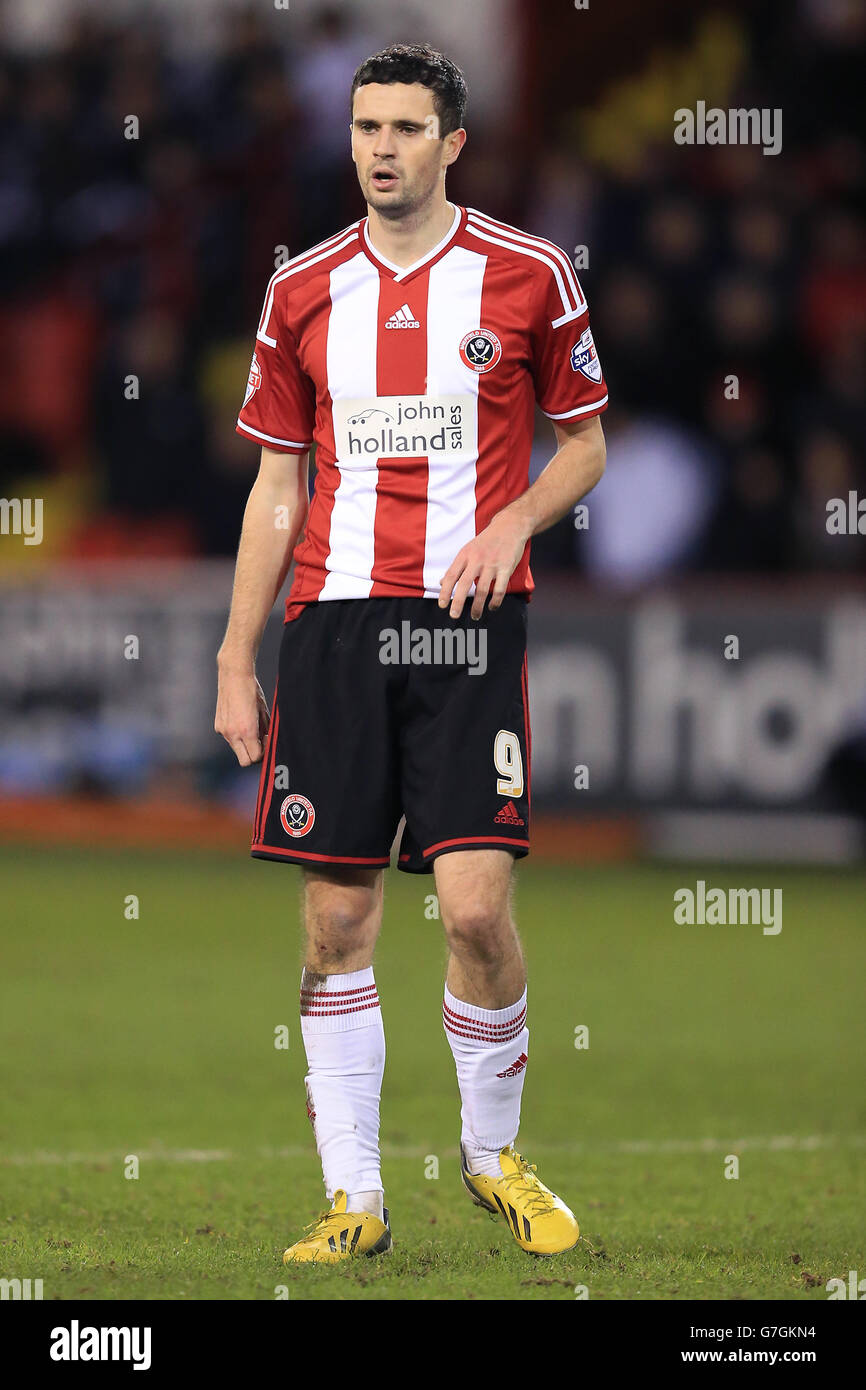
[351,82,462,218]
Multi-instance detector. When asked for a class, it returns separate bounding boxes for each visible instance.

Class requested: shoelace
[297,1205,342,1245]
[499,1152,556,1220]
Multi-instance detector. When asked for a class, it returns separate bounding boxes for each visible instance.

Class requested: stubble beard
[364,170,438,225]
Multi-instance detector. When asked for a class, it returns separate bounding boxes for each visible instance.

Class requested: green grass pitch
[1,844,864,1301]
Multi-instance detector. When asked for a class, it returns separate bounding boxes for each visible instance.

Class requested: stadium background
[1,0,864,1303]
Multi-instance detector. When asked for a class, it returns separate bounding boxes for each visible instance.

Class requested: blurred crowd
[0,0,864,581]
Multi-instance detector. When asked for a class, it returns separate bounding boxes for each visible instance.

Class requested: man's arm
[438,413,606,620]
[215,446,310,766]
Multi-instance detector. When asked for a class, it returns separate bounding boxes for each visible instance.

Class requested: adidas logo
[496,1052,528,1078]
[494,800,525,826]
[328,1225,364,1255]
[385,302,420,329]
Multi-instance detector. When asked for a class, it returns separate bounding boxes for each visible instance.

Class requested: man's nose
[373,126,398,157]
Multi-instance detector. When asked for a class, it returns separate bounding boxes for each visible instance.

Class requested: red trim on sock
[444,1020,526,1043]
[443,1001,526,1035]
[300,999,381,1018]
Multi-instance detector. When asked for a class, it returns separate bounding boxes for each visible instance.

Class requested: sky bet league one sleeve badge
[570,328,602,383]
[244,351,262,407]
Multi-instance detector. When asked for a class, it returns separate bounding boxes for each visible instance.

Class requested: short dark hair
[350,43,468,136]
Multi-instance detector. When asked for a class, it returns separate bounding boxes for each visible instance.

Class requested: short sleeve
[236,286,316,454]
[531,263,609,423]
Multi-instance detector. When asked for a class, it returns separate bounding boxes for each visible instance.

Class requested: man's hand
[215,663,271,766]
[439,415,607,620]
[438,511,530,620]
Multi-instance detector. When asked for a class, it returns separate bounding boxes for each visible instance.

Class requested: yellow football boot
[282,1189,392,1264]
[460,1144,580,1256]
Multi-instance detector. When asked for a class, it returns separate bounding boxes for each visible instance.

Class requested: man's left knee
[440,899,514,964]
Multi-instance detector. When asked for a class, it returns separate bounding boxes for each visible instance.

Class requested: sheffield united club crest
[459,328,502,374]
[280,794,316,837]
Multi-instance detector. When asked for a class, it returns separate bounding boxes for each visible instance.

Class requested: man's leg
[435,849,529,1177]
[299,866,386,1219]
[434,848,579,1255]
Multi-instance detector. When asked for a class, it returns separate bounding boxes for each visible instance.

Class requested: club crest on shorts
[244,351,262,406]
[570,328,602,382]
[459,328,502,373]
[280,794,315,837]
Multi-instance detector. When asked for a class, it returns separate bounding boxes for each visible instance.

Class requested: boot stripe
[493,1191,528,1243]
[327,1235,337,1253]
[339,1227,349,1253]
[350,1224,363,1252]
[507,1203,521,1239]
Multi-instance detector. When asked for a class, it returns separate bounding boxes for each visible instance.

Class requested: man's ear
[443,127,467,168]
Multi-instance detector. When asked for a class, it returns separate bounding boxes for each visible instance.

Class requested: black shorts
[251,595,531,874]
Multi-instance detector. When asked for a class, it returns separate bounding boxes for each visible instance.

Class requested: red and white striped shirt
[236,204,608,621]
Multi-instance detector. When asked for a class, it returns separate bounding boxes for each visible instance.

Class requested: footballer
[215,43,607,1262]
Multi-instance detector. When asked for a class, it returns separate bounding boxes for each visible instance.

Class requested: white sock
[300,967,385,1205]
[443,984,529,1177]
[346,1189,384,1221]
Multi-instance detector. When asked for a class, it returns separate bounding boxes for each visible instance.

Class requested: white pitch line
[2,1135,865,1166]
